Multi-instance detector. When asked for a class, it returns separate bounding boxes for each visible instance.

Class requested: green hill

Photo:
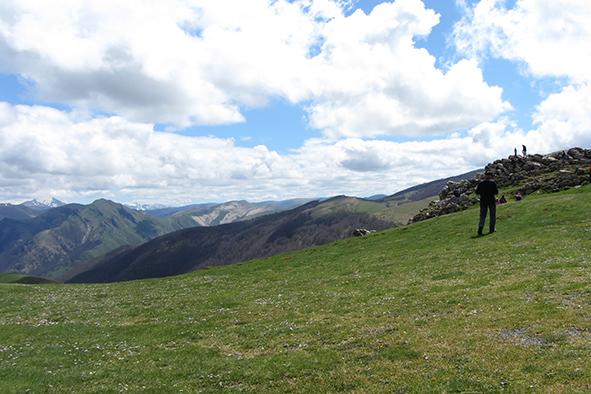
[0,199,182,279]
[0,272,55,284]
[1,184,589,393]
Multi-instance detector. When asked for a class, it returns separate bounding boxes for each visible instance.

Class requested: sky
[1,0,590,206]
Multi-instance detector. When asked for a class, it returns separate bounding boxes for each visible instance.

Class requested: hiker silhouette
[476,171,498,235]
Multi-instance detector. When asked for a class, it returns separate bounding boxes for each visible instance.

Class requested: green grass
[1,185,590,393]
[0,273,55,284]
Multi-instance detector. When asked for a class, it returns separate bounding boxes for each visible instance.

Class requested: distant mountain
[66,197,398,283]
[144,203,218,218]
[0,203,40,221]
[164,200,286,228]
[379,169,483,205]
[123,202,171,211]
[22,198,66,210]
[0,199,314,280]
[0,198,67,221]
[253,198,321,208]
[365,194,388,201]
[0,199,184,280]
[144,198,315,218]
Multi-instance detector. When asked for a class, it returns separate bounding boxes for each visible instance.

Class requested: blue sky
[0,0,590,206]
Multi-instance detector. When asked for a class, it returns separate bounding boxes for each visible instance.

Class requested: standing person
[514,147,517,157]
[475,172,499,235]
[522,145,527,157]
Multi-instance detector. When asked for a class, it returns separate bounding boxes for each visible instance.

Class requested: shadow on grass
[471,231,497,239]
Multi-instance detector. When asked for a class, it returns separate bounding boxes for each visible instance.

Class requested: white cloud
[0,102,511,204]
[0,0,510,137]
[454,0,591,83]
[0,103,303,203]
[452,0,591,155]
[1,100,586,205]
[304,0,510,137]
[1,0,589,205]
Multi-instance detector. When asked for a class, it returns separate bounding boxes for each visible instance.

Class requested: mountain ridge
[0,168,486,281]
[66,199,398,283]
[0,199,182,279]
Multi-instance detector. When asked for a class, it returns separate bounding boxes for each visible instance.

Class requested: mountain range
[0,199,181,279]
[0,198,66,221]
[63,197,398,283]
[1,169,483,282]
[64,170,485,283]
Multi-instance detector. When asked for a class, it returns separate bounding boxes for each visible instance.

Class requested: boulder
[353,228,372,237]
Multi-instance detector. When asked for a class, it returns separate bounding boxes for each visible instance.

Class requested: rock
[439,203,460,215]
[568,147,586,160]
[353,228,372,237]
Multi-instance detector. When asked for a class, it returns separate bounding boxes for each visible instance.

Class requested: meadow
[1,185,590,393]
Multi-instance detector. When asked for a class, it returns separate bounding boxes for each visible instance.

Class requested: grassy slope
[317,195,436,225]
[0,185,590,393]
[0,273,55,284]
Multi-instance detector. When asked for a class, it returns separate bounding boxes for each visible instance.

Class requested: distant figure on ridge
[522,145,527,157]
[514,147,517,157]
[475,171,499,236]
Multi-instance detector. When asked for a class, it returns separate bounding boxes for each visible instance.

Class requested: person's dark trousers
[479,202,496,233]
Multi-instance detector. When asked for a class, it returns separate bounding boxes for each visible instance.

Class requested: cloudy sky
[1,0,590,206]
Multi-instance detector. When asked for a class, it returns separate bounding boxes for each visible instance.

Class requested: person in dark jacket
[475,171,499,235]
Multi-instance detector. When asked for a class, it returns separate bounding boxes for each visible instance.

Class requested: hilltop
[0,272,55,284]
[412,147,591,222]
[1,182,589,392]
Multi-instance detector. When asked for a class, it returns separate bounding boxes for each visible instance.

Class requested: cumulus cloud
[0,103,302,203]
[1,0,589,205]
[0,101,522,204]
[454,0,591,83]
[306,1,510,138]
[453,0,591,154]
[0,0,509,136]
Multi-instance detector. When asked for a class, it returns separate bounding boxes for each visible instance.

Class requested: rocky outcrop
[411,147,591,224]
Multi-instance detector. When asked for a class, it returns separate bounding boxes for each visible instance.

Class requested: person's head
[484,171,493,179]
